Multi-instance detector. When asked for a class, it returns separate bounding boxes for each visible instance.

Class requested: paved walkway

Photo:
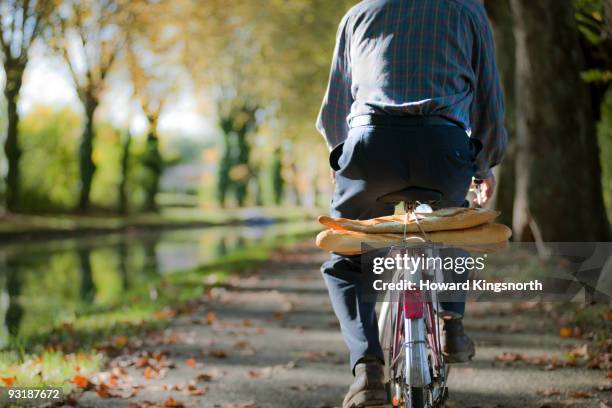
[78,242,610,408]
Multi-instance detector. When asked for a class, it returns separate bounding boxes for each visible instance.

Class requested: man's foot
[342,357,387,408]
[442,317,475,363]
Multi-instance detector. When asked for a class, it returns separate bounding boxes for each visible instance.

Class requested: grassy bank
[0,221,320,392]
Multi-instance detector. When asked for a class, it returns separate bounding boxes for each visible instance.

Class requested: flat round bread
[315,223,512,255]
[318,207,499,234]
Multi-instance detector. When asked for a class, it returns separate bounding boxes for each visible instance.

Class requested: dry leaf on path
[213,402,260,408]
[71,375,92,389]
[568,390,593,399]
[164,397,184,408]
[1,376,16,387]
[244,367,273,379]
[195,368,226,382]
[207,350,228,359]
[538,388,561,397]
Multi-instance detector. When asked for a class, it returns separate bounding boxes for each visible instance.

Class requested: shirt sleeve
[469,9,508,180]
[316,14,353,150]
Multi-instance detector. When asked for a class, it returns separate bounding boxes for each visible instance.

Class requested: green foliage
[575,0,605,43]
[18,106,80,212]
[598,89,612,217]
[14,106,154,213]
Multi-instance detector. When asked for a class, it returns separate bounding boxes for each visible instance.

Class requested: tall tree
[511,0,610,242]
[0,0,56,211]
[117,127,131,214]
[51,0,126,211]
[128,50,168,212]
[126,0,178,212]
[484,0,516,226]
[271,147,284,205]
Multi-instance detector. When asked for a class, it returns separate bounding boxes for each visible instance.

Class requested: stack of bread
[315,207,512,255]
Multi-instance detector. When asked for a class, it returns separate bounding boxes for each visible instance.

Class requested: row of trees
[0,0,178,212]
[484,0,611,242]
[0,0,349,213]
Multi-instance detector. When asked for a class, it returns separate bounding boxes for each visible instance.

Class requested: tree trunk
[118,129,132,214]
[217,123,233,207]
[3,66,25,212]
[78,97,99,212]
[233,125,250,207]
[271,147,284,205]
[142,118,162,212]
[511,0,610,242]
[484,0,516,227]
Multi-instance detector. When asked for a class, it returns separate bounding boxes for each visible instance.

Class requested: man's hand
[470,174,496,206]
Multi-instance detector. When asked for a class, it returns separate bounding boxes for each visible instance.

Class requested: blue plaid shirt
[316,0,507,179]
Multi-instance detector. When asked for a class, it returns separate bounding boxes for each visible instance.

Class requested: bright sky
[16,45,216,140]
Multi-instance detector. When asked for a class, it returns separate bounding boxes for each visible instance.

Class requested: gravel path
[78,241,610,408]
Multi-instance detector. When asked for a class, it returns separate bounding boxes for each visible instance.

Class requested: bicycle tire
[409,386,426,408]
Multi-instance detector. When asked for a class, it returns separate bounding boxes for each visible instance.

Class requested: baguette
[318,207,499,234]
[315,223,512,255]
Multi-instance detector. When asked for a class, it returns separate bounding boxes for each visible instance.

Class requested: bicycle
[375,186,455,408]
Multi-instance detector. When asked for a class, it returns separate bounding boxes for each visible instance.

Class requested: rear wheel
[378,298,448,407]
[408,387,425,408]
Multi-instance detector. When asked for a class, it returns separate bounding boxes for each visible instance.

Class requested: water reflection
[78,247,96,303]
[0,222,310,346]
[5,257,23,337]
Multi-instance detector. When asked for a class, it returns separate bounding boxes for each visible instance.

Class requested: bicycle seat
[376,187,442,205]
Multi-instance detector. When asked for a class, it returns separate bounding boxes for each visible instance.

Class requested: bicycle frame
[379,242,448,407]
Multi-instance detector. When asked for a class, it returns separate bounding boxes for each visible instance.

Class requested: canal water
[0,221,315,347]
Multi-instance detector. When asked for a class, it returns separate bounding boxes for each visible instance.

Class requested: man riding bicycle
[316,0,507,407]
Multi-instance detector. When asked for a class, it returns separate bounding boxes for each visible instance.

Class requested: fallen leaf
[233,340,251,350]
[568,390,592,399]
[185,358,197,368]
[187,384,207,396]
[244,367,273,379]
[567,344,588,360]
[207,311,216,325]
[538,388,561,397]
[144,367,157,380]
[71,375,91,389]
[495,352,524,363]
[96,383,111,398]
[213,402,260,408]
[208,350,227,359]
[195,368,225,382]
[164,397,184,407]
[559,327,573,338]
[1,376,16,387]
[113,336,129,348]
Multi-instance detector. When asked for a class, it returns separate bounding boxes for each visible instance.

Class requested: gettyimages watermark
[358,241,612,303]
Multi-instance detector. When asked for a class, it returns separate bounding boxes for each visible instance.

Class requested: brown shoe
[443,318,475,363]
[342,357,387,408]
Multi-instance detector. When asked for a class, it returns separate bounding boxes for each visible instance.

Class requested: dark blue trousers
[321,121,479,371]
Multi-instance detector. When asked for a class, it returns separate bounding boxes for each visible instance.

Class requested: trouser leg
[322,255,384,371]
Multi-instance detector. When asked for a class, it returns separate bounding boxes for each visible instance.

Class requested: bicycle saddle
[376,186,443,205]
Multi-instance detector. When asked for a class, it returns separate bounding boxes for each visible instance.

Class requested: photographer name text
[372,279,543,293]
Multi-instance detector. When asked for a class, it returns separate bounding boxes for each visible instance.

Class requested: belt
[349,114,461,129]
